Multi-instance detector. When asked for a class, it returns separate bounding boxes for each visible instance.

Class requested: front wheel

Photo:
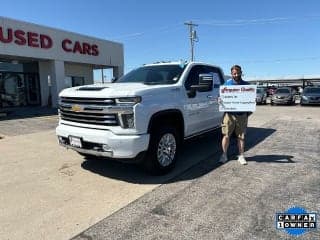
[143,126,180,175]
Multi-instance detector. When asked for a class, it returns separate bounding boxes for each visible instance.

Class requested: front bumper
[256,97,265,103]
[301,98,320,105]
[56,124,150,159]
[272,98,293,104]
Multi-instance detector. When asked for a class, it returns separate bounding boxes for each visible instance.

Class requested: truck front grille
[59,97,119,126]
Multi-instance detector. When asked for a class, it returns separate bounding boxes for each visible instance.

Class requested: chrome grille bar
[59,97,120,126]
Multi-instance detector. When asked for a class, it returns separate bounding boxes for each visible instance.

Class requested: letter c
[62,39,72,52]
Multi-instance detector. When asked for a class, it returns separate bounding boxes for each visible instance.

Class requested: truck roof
[143,61,222,69]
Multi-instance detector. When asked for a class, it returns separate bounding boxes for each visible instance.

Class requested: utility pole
[184,21,198,61]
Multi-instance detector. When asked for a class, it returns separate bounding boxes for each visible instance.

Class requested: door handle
[207,95,213,99]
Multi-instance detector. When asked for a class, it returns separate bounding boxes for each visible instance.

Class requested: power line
[195,15,320,27]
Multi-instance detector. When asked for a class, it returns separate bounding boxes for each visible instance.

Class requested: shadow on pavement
[0,106,57,120]
[81,126,276,184]
[246,154,295,163]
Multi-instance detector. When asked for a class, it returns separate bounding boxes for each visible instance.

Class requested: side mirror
[186,74,214,98]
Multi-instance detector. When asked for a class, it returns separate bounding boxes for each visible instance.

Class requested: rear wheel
[143,126,180,175]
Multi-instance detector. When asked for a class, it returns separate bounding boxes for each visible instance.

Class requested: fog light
[102,144,111,151]
[58,136,66,144]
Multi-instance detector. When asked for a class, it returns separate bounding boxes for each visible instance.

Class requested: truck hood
[59,83,164,98]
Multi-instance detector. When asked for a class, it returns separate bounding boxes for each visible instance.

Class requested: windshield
[276,88,290,94]
[304,87,320,94]
[115,65,185,85]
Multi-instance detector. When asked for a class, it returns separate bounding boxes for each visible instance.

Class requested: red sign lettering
[0,26,99,56]
[14,30,26,45]
[91,44,99,56]
[40,34,52,49]
[62,39,72,52]
[61,38,99,56]
[27,32,39,47]
[0,27,13,43]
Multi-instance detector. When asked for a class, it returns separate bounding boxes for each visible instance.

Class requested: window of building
[64,76,84,88]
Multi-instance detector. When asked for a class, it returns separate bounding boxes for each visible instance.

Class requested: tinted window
[202,66,224,86]
[184,65,224,90]
[184,65,203,90]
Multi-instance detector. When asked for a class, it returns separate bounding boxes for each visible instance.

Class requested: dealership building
[0,16,124,109]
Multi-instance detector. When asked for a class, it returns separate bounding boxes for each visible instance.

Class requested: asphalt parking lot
[0,105,319,240]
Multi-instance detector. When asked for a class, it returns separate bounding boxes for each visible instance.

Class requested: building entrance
[0,72,40,108]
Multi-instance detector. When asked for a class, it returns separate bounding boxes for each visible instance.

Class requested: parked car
[300,86,320,105]
[271,87,296,105]
[256,87,267,104]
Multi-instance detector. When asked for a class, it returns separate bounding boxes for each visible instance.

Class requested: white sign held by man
[219,85,257,112]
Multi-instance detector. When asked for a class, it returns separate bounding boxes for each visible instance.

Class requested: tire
[143,126,180,175]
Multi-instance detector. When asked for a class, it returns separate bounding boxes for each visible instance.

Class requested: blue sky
[2,0,320,80]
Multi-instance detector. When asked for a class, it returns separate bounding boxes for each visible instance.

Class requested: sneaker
[219,153,228,163]
[238,155,247,165]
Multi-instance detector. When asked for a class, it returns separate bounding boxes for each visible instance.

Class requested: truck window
[184,65,203,90]
[202,66,224,86]
[184,65,224,90]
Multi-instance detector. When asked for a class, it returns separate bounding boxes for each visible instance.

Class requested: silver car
[271,87,296,105]
[256,87,267,104]
[300,86,320,105]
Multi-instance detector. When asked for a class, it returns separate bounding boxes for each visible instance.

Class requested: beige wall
[65,63,93,85]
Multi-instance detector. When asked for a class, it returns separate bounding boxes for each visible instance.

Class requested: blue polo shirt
[224,78,250,115]
[224,78,249,86]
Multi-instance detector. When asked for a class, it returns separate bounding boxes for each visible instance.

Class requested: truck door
[183,65,223,136]
[202,66,225,127]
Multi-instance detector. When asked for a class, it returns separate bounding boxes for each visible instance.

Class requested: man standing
[219,65,250,165]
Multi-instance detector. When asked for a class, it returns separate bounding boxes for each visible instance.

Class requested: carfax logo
[276,206,317,236]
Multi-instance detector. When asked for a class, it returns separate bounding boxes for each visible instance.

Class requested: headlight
[302,96,308,100]
[116,96,142,105]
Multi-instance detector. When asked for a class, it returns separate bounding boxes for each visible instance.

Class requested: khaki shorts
[221,113,248,139]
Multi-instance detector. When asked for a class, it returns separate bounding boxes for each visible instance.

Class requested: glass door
[0,72,27,107]
[25,73,40,105]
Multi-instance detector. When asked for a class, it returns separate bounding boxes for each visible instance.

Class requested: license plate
[69,136,82,148]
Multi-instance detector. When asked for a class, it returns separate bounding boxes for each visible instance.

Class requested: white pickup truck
[56,61,225,174]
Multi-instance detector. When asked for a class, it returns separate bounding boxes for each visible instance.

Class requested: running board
[184,126,221,140]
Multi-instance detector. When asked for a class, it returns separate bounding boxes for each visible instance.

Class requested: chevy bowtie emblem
[71,104,82,112]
